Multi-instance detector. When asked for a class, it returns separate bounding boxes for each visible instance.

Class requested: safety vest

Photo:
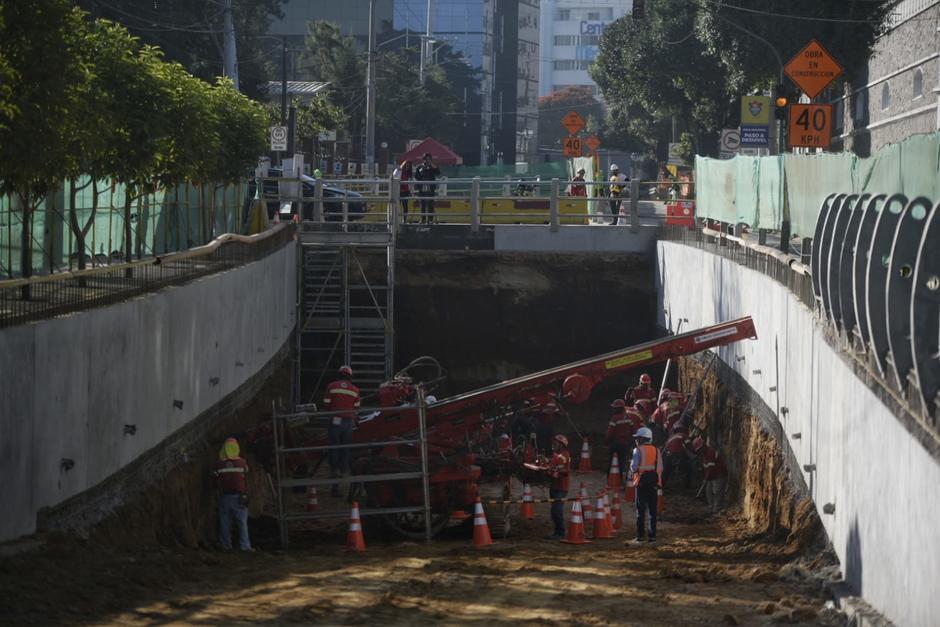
[610,175,623,194]
[550,450,571,491]
[632,444,661,488]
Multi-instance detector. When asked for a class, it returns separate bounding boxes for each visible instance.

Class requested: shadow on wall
[846,517,863,595]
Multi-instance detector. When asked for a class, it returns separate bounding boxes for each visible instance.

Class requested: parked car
[243,168,367,223]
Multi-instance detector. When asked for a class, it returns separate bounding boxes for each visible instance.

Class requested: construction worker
[663,426,694,489]
[546,434,571,540]
[608,164,627,226]
[650,396,679,447]
[625,373,657,405]
[414,152,440,224]
[630,426,662,543]
[605,399,632,483]
[693,437,728,514]
[568,168,587,197]
[634,398,655,422]
[213,437,251,551]
[324,365,361,496]
[623,399,646,435]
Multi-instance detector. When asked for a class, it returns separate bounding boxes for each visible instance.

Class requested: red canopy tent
[396,137,463,166]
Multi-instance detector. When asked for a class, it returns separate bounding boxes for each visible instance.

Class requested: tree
[263,96,346,150]
[538,86,604,151]
[592,0,892,157]
[301,21,367,141]
[80,0,287,99]
[0,0,88,286]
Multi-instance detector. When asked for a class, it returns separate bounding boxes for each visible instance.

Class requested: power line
[702,0,909,25]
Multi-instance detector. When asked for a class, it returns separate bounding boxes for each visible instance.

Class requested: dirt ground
[0,471,843,626]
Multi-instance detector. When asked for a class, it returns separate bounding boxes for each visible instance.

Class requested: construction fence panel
[0,177,248,279]
[694,156,737,225]
[695,131,940,238]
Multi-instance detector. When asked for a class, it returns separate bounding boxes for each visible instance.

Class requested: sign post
[784,40,844,100]
[561,111,586,136]
[787,104,832,150]
[563,136,583,158]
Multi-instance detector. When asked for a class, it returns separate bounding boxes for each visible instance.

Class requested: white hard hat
[634,426,653,440]
[425,394,437,404]
[610,164,619,171]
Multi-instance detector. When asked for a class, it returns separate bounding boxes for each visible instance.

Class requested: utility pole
[365,0,377,174]
[419,0,433,84]
[281,37,288,126]
[222,0,239,91]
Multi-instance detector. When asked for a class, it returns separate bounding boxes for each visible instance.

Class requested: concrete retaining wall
[0,242,297,542]
[656,241,940,627]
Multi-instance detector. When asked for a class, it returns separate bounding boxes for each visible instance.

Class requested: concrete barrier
[656,240,940,627]
[0,242,296,542]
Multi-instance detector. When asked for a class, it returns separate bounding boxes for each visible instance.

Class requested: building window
[554,35,575,46]
[881,82,891,110]
[578,60,593,70]
[587,11,601,20]
[557,9,570,20]
[913,67,924,99]
[580,35,600,45]
[854,90,867,122]
[553,60,577,70]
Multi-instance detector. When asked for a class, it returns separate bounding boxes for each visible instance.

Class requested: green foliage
[593,0,892,155]
[84,0,287,99]
[538,86,604,149]
[263,96,346,147]
[302,21,474,154]
[214,78,269,184]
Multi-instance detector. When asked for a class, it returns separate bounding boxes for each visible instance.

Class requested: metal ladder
[297,244,393,404]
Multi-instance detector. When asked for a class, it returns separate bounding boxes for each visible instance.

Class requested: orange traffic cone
[603,492,616,534]
[608,453,622,490]
[624,481,636,504]
[578,438,592,472]
[305,486,319,512]
[657,488,665,514]
[592,495,613,539]
[345,501,366,552]
[580,482,593,522]
[611,490,623,531]
[561,498,591,544]
[473,497,494,547]
[520,484,535,520]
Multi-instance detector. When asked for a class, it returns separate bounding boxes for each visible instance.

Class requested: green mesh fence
[695,132,940,237]
[0,177,247,278]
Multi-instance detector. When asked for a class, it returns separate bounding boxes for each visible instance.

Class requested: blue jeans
[328,420,353,474]
[550,489,567,536]
[635,484,657,540]
[219,494,251,550]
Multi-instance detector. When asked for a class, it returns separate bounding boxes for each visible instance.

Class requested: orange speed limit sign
[787,104,832,150]
[563,136,583,157]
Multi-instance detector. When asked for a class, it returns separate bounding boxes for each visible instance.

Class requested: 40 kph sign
[788,104,832,150]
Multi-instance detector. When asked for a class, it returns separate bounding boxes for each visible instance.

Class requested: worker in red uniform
[634,398,655,422]
[630,426,663,543]
[213,437,251,550]
[545,434,571,539]
[605,399,633,483]
[650,397,680,447]
[625,373,657,405]
[663,426,693,489]
[693,437,728,514]
[624,400,645,435]
[324,365,361,495]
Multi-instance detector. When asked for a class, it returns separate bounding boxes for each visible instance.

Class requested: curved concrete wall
[0,243,296,542]
[656,241,940,627]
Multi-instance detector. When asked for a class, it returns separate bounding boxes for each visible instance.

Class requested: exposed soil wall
[678,352,826,558]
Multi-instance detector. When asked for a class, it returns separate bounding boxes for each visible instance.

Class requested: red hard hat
[610,399,626,409]
[553,434,569,447]
[692,436,704,451]
[339,365,353,377]
[639,373,651,385]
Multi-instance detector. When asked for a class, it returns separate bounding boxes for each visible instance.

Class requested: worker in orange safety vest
[546,434,571,539]
[324,365,361,495]
[629,427,663,543]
